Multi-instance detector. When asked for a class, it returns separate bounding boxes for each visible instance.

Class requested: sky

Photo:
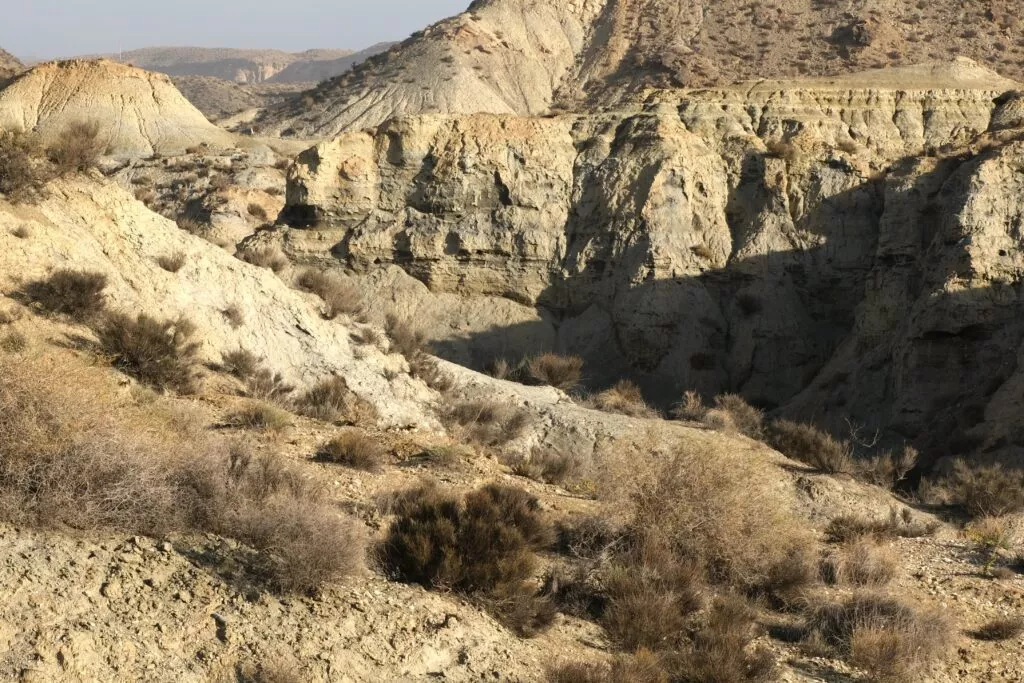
[1,0,470,59]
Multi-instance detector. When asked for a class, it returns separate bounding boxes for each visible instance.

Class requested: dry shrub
[11,224,31,239]
[156,252,187,273]
[528,353,584,390]
[965,516,1016,574]
[222,303,245,329]
[247,203,269,220]
[601,559,703,651]
[0,330,27,353]
[548,650,667,683]
[766,419,853,474]
[601,436,816,594]
[442,398,532,447]
[825,509,938,543]
[236,658,303,683]
[22,269,108,320]
[971,616,1024,641]
[806,593,953,682]
[671,390,707,422]
[95,312,200,393]
[384,314,451,390]
[381,483,554,635]
[318,430,385,472]
[856,447,918,489]
[590,380,657,418]
[0,129,50,202]
[931,460,1024,517]
[671,596,776,683]
[296,269,362,319]
[47,120,104,173]
[834,538,898,587]
[220,350,294,401]
[710,395,763,438]
[505,445,581,485]
[295,375,377,426]
[224,403,291,432]
[239,246,289,273]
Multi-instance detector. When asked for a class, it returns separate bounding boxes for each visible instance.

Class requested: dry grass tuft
[709,394,763,438]
[318,430,386,472]
[0,130,50,202]
[504,445,581,485]
[833,538,898,587]
[384,314,451,390]
[767,419,853,474]
[971,616,1024,641]
[930,460,1024,518]
[22,269,108,321]
[382,483,554,636]
[589,380,656,418]
[95,312,200,393]
[671,390,707,422]
[156,252,187,273]
[0,353,363,594]
[442,398,532,447]
[0,330,28,354]
[547,650,666,683]
[224,403,291,432]
[296,269,363,319]
[825,509,938,543]
[238,246,289,273]
[295,376,377,426]
[47,120,104,174]
[528,353,584,390]
[247,203,269,220]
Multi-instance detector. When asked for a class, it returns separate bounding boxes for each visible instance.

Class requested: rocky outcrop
[258,0,1024,137]
[0,60,234,157]
[0,48,21,82]
[274,65,1024,464]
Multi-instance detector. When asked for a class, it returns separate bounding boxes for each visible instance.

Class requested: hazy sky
[1,0,469,59]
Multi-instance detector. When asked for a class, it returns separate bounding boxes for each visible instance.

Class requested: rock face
[0,177,435,429]
[277,63,1024,465]
[0,60,235,157]
[258,0,1024,137]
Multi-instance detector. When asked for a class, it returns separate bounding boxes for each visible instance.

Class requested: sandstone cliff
[275,63,1024,466]
[0,60,234,157]
[257,0,1024,137]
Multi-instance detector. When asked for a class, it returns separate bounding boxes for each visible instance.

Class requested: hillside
[268,42,395,83]
[109,47,354,83]
[257,0,1024,137]
[0,48,22,81]
[170,76,311,121]
[0,59,234,156]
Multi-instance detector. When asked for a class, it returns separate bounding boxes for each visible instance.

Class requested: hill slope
[257,0,1024,137]
[109,47,354,83]
[0,48,22,81]
[0,59,234,156]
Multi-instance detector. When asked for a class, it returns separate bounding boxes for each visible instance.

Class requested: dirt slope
[0,59,234,156]
[257,0,1024,137]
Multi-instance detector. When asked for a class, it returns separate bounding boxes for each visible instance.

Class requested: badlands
[1,0,1024,681]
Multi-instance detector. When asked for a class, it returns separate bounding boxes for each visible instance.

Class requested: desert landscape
[1,0,1024,681]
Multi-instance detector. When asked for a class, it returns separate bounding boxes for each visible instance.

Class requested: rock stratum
[276,60,1024,467]
[0,60,234,156]
[257,0,1024,138]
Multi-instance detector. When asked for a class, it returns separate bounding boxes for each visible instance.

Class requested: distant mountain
[171,75,309,121]
[101,47,355,84]
[256,0,1024,138]
[268,43,395,83]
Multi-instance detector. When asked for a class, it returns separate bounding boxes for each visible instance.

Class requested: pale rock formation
[0,60,234,157]
[274,63,1024,464]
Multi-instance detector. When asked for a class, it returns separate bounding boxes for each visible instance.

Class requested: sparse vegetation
[0,354,363,594]
[22,269,108,320]
[295,375,377,426]
[0,130,50,202]
[527,353,583,390]
[971,616,1024,641]
[247,202,269,220]
[222,303,245,328]
[929,460,1024,518]
[442,398,532,447]
[825,509,938,543]
[318,431,385,472]
[804,593,953,682]
[708,394,764,439]
[47,120,104,174]
[220,349,294,400]
[0,330,27,353]
[382,483,555,636]
[384,313,451,390]
[589,380,656,418]
[239,246,289,273]
[767,419,854,474]
[504,445,581,485]
[224,403,291,432]
[95,312,200,393]
[671,390,707,422]
[156,252,187,273]
[296,269,363,319]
